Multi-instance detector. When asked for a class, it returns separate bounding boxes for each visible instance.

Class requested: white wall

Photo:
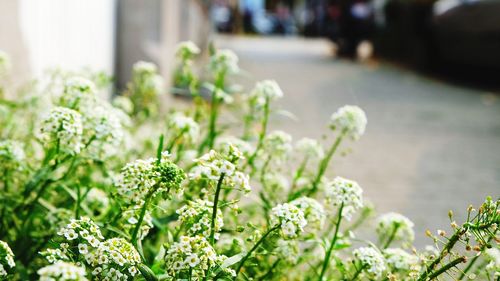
[19,0,116,77]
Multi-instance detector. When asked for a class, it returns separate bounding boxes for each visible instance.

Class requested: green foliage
[0,43,498,281]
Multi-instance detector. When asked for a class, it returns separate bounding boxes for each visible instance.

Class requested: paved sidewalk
[217,35,500,245]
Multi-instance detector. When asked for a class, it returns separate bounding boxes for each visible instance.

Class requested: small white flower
[295,138,324,159]
[376,213,415,246]
[78,244,88,254]
[186,254,200,267]
[270,203,307,239]
[324,177,363,221]
[0,140,25,171]
[40,107,84,155]
[384,248,419,271]
[176,41,201,60]
[353,247,386,278]
[168,113,200,143]
[290,197,326,230]
[37,261,88,281]
[249,80,284,107]
[0,240,15,277]
[210,49,239,75]
[330,105,367,139]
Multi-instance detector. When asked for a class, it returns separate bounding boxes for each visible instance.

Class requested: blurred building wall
[116,0,210,91]
[0,0,32,94]
[0,0,210,96]
[19,0,116,78]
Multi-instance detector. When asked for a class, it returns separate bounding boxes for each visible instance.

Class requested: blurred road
[218,36,500,245]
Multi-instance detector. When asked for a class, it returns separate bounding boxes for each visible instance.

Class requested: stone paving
[217,35,500,245]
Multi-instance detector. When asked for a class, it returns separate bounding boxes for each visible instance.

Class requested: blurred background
[1,0,499,245]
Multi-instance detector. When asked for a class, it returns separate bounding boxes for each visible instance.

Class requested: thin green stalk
[427,256,466,280]
[206,74,225,150]
[418,229,463,281]
[308,130,346,197]
[75,185,81,218]
[246,97,270,171]
[350,264,366,281]
[458,231,497,280]
[318,203,344,281]
[131,190,154,247]
[235,225,279,277]
[382,225,400,249]
[258,259,281,280]
[209,173,226,245]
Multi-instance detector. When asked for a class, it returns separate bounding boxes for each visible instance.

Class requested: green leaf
[221,253,245,269]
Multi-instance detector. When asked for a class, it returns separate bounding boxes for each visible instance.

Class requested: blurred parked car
[374,0,500,71]
[433,0,500,69]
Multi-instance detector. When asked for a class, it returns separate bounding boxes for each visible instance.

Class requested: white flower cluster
[262,131,292,160]
[210,49,239,76]
[384,248,420,272]
[133,61,158,77]
[485,248,500,276]
[352,247,387,278]
[176,199,223,239]
[132,61,164,97]
[51,77,127,159]
[0,50,11,75]
[168,113,200,143]
[56,217,105,248]
[275,239,300,264]
[249,80,284,107]
[82,104,125,159]
[165,236,226,279]
[115,158,155,204]
[89,238,141,281]
[295,138,324,160]
[376,213,415,246]
[112,96,134,115]
[216,136,253,157]
[290,197,326,230]
[176,41,201,61]
[38,261,88,281]
[189,150,251,193]
[270,203,308,239]
[0,139,25,171]
[57,77,97,110]
[330,105,367,140]
[115,152,185,204]
[40,107,83,155]
[0,240,15,277]
[325,177,363,221]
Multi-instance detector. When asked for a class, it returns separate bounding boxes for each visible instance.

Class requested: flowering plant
[0,43,498,281]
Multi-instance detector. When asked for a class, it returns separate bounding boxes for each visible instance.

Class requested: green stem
[382,224,400,249]
[235,225,279,277]
[350,264,367,281]
[206,74,225,150]
[308,130,346,197]
[209,173,225,245]
[318,203,344,281]
[246,97,270,171]
[75,185,81,218]
[427,256,466,280]
[131,190,154,247]
[417,229,463,281]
